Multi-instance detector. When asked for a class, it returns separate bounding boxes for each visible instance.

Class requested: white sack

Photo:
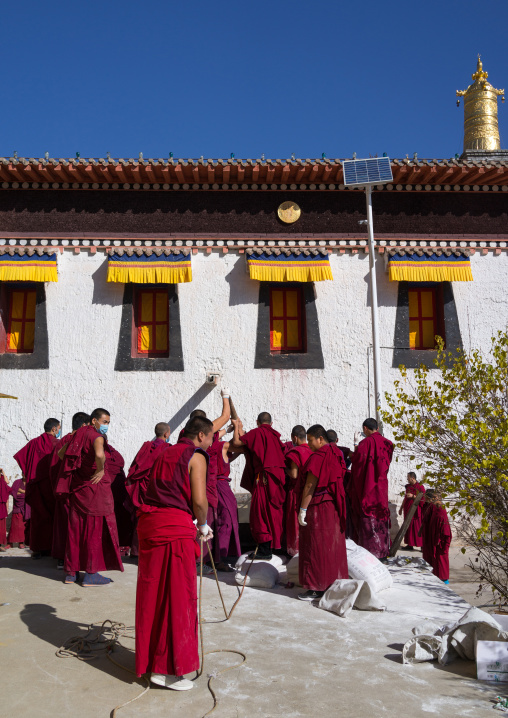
[286,554,302,586]
[345,539,393,592]
[402,606,508,665]
[319,579,387,618]
[235,561,279,589]
[235,552,285,570]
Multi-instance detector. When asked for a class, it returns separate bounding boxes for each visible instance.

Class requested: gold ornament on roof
[456,56,505,152]
[277,201,301,224]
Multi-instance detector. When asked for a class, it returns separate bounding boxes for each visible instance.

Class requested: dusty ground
[0,542,504,718]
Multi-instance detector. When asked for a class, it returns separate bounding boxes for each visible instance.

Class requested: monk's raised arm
[222,440,243,461]
[229,418,245,450]
[189,451,208,527]
[211,392,231,433]
[90,436,106,484]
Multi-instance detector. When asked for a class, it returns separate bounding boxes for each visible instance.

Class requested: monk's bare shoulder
[189,451,207,471]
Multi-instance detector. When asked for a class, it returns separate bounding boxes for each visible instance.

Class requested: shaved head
[291,425,306,440]
[257,412,272,425]
[190,409,207,419]
[155,422,170,438]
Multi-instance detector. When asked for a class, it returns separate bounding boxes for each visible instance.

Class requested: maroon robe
[8,479,30,544]
[422,501,452,581]
[282,440,294,456]
[216,444,241,559]
[136,438,206,677]
[240,424,286,549]
[202,432,221,562]
[0,475,9,544]
[402,482,425,547]
[56,425,123,574]
[299,444,348,591]
[14,432,58,552]
[348,432,394,558]
[126,438,168,555]
[49,433,73,560]
[284,444,312,556]
[108,444,132,552]
[420,499,435,566]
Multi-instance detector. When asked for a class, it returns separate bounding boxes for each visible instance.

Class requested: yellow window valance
[107,250,192,284]
[247,249,332,282]
[0,252,58,282]
[388,250,473,282]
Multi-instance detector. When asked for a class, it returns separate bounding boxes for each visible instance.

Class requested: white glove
[354,431,362,446]
[199,523,210,536]
[298,508,308,527]
[221,387,230,398]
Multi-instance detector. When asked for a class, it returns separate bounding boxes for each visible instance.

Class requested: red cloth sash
[137,505,200,557]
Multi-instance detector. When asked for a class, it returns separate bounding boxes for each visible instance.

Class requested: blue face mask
[56,429,61,439]
[166,437,171,444]
[98,424,109,435]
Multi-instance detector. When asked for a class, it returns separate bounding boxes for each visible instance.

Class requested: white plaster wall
[1,249,507,510]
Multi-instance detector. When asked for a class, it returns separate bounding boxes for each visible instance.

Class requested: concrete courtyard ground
[0,542,503,718]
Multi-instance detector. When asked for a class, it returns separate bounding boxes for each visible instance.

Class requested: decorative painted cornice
[0,157,508,188]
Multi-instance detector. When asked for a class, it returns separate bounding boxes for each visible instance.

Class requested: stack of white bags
[234,539,393,618]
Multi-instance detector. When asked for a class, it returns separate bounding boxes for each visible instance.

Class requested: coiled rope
[56,539,258,717]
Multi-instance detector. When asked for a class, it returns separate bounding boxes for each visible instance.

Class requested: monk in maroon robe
[285,426,312,557]
[421,490,452,582]
[14,418,61,557]
[0,470,10,548]
[136,415,214,691]
[50,412,91,566]
[56,408,123,586]
[125,422,171,556]
[231,412,286,560]
[177,391,231,570]
[214,437,242,565]
[7,478,30,547]
[108,443,132,554]
[297,424,348,601]
[399,471,425,550]
[348,418,394,559]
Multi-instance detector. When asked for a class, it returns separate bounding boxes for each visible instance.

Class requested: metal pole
[365,185,383,426]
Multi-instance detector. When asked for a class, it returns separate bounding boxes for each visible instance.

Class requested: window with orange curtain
[6,289,36,353]
[269,287,305,353]
[408,287,439,350]
[135,288,169,357]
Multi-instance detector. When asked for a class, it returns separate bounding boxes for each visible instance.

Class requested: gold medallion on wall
[277,201,301,224]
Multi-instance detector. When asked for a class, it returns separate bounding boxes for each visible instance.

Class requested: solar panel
[342,157,393,186]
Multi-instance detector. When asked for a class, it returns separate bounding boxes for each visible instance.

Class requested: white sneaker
[150,673,194,691]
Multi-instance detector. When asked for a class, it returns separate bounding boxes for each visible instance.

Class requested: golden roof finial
[472,54,489,82]
[456,56,505,153]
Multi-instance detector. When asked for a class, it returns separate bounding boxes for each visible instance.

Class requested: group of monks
[399,472,452,583]
[0,391,452,692]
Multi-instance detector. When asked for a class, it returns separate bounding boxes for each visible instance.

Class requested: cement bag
[235,552,285,570]
[346,539,392,592]
[286,554,302,586]
[319,579,387,618]
[235,561,279,589]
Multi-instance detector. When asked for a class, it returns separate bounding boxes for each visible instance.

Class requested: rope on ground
[195,538,257,716]
[56,619,150,717]
[55,542,257,717]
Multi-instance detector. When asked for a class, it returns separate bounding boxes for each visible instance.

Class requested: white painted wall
[2,249,507,510]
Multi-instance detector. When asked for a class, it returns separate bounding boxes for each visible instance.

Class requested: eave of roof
[1,157,508,188]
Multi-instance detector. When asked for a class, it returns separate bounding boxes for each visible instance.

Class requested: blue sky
[2,1,507,160]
